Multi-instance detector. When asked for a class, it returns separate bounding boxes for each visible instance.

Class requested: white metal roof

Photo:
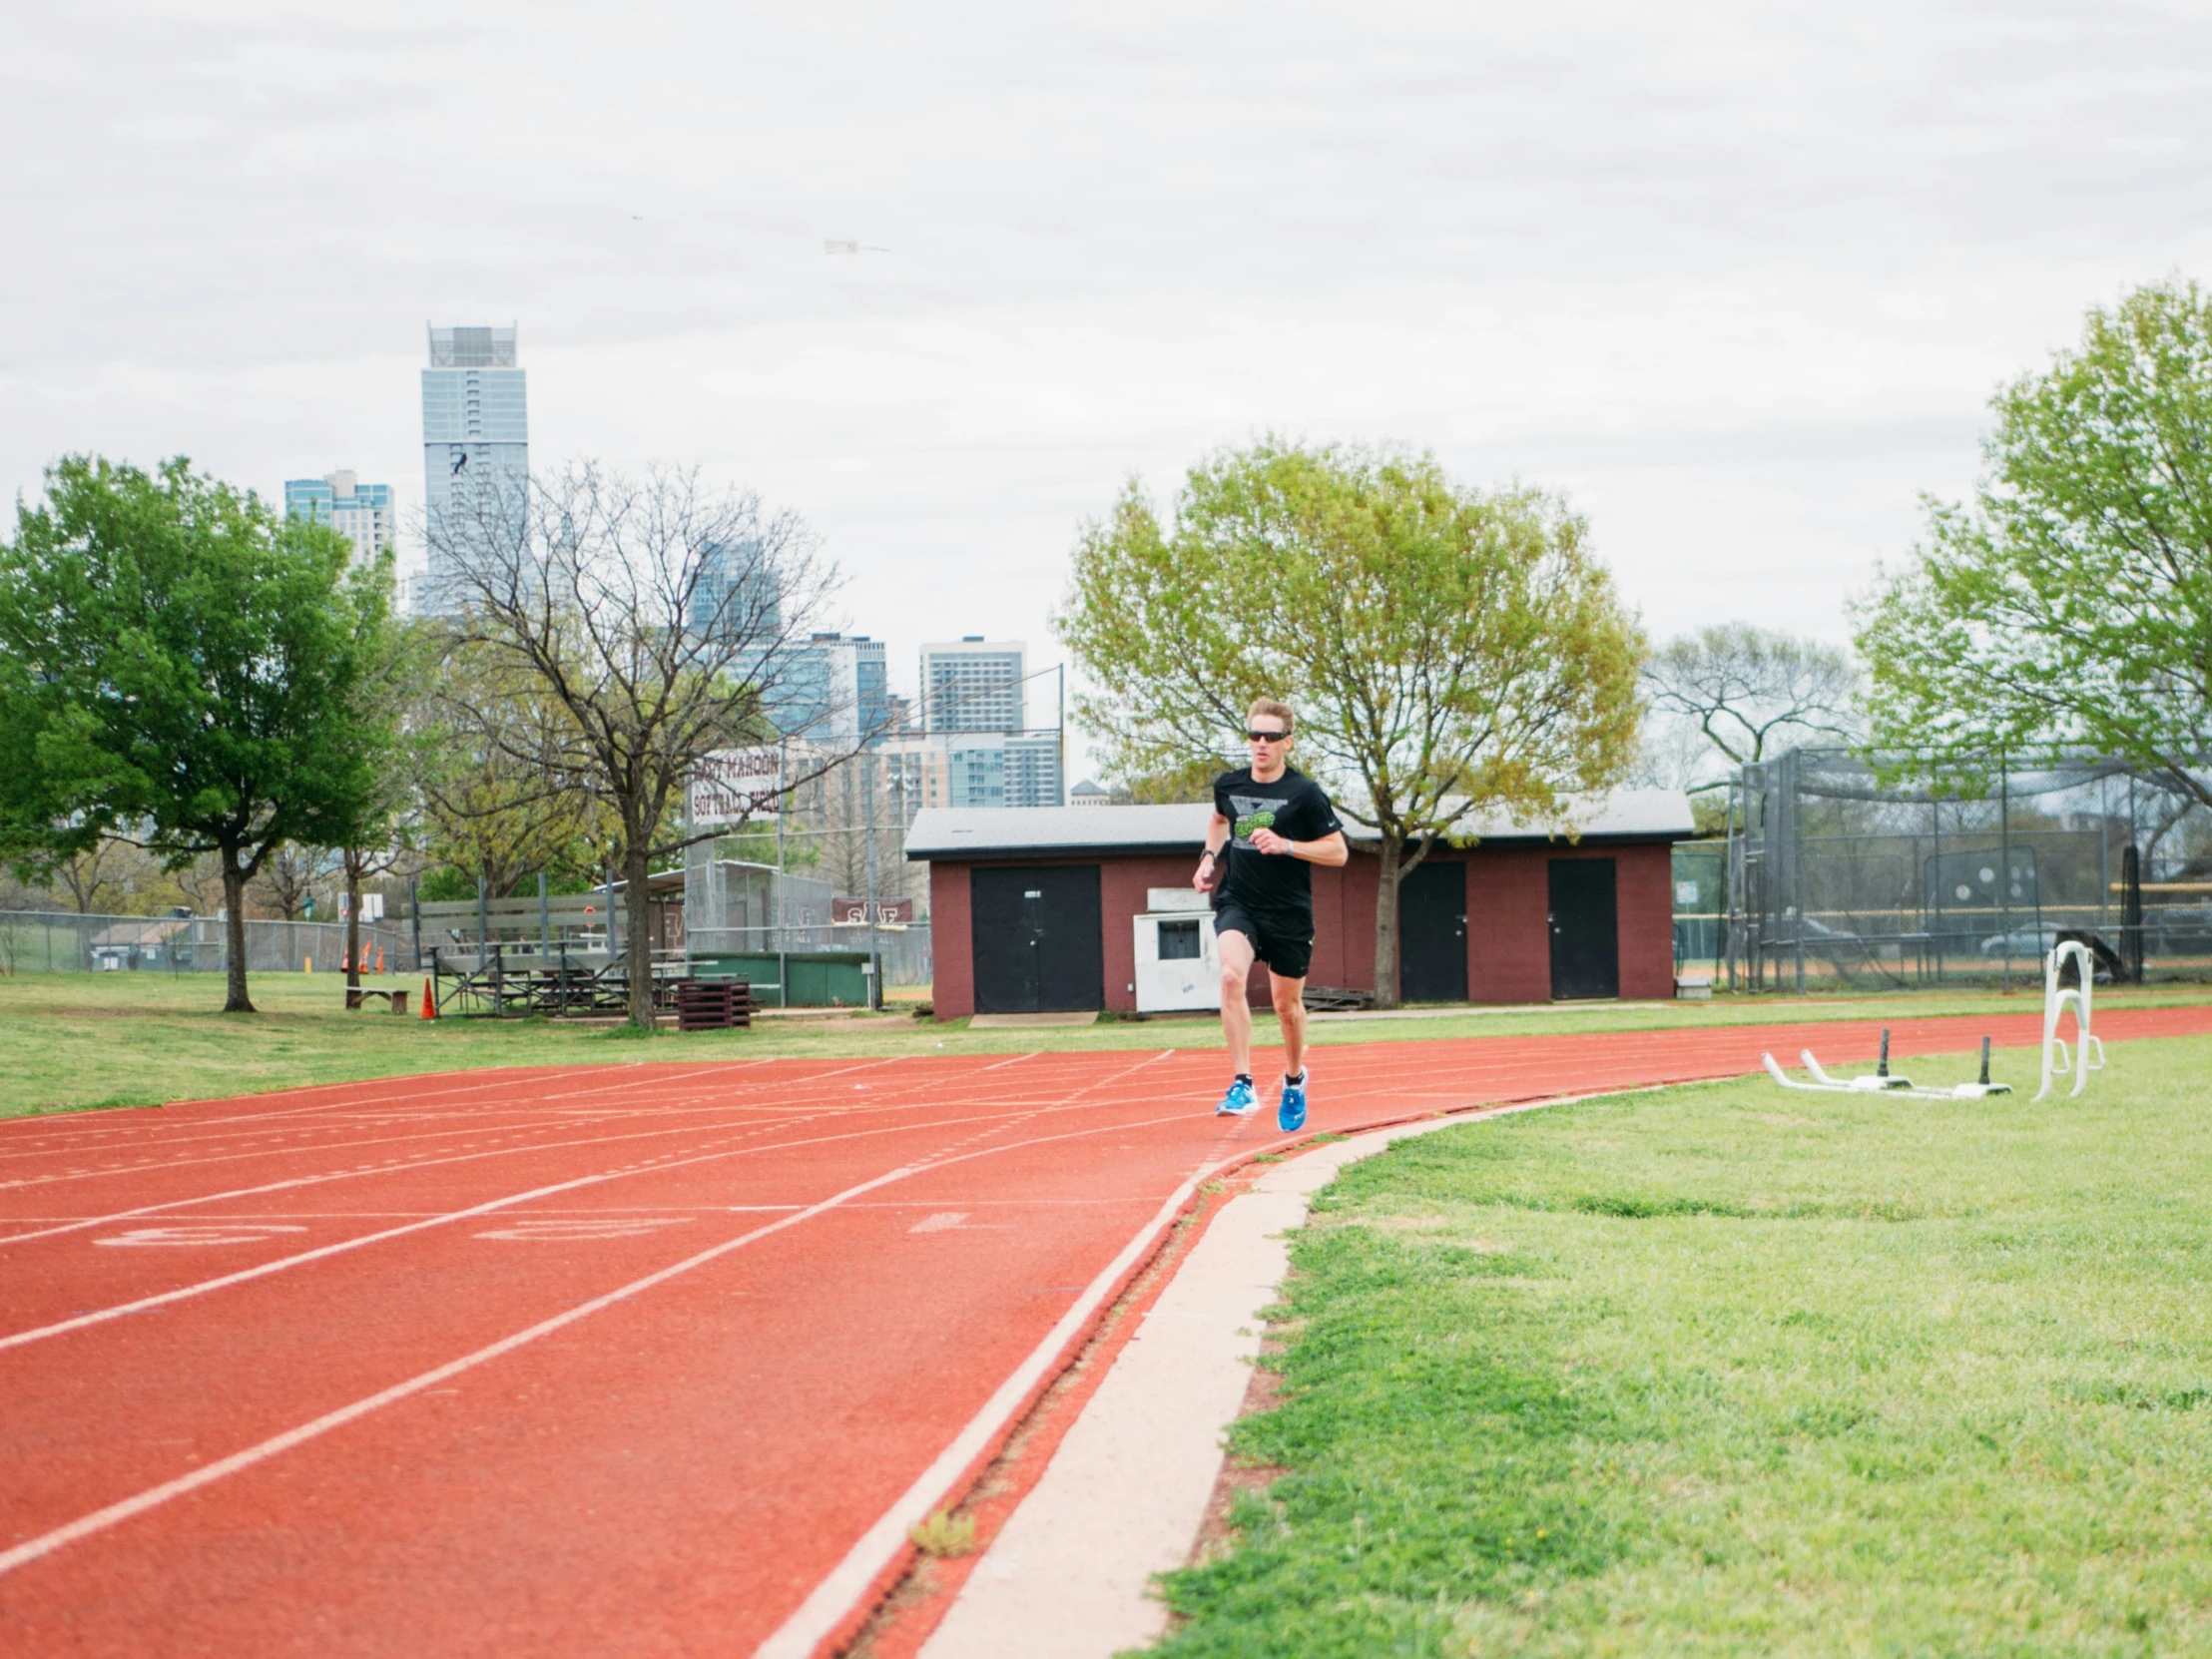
[903,789,1693,860]
[904,804,1212,859]
[1441,788,1696,842]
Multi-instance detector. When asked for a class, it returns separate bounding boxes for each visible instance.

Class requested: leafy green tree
[1057,440,1644,1007]
[1856,278,2212,804]
[0,456,397,1011]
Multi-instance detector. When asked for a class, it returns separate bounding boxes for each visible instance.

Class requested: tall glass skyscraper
[421,324,527,614]
[775,633,890,745]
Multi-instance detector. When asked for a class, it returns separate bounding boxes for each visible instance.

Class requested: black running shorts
[1214,902,1314,980]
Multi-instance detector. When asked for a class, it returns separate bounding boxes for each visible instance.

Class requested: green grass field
[1151,1033,2212,1657]
[3,968,2208,1120]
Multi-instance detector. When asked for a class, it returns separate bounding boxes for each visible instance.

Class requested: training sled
[1763,1029,2012,1101]
[1766,939,2111,1104]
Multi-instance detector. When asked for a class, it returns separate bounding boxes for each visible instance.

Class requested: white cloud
[7,0,2212,779]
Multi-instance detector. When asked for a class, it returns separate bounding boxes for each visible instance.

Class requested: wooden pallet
[674,977,754,1031]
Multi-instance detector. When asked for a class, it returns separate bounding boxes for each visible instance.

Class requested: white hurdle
[2033,940,2105,1102]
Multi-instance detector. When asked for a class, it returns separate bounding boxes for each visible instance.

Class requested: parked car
[1977,922,2062,960]
[2153,902,2212,956]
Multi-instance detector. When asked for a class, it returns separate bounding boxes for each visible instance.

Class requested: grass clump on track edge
[1147,1034,2212,1657]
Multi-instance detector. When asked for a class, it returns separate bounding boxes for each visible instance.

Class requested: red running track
[3,1008,2209,1658]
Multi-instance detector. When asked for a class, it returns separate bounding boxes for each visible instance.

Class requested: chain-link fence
[0,911,412,976]
[682,849,932,990]
[1723,749,2212,992]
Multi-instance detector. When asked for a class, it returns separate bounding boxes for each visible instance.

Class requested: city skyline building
[872,734,950,825]
[420,323,528,615]
[943,730,1064,810]
[283,469,393,563]
[777,633,890,746]
[919,637,1026,734]
[686,536,780,649]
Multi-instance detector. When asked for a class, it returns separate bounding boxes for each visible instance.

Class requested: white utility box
[1134,887,1220,1012]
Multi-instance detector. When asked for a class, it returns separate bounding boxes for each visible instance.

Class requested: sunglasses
[1245,728,1289,743]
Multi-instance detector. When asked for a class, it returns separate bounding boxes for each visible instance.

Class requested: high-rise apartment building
[919,638,1026,734]
[283,470,393,563]
[1003,732,1065,809]
[421,323,528,614]
[942,731,1064,810]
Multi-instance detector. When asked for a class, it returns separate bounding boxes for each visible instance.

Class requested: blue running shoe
[1277,1071,1309,1134]
[1215,1077,1258,1116]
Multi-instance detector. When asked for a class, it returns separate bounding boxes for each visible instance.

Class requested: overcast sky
[7,1,2212,768]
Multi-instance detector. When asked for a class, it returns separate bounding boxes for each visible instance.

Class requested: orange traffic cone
[375,945,385,975]
[341,948,351,974]
[420,979,438,1020]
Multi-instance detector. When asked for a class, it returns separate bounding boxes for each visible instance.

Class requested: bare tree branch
[430,462,846,1024]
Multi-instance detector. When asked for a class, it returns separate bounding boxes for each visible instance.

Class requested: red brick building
[907,794,1691,1021]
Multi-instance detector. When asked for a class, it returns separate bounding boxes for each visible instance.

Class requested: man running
[1193,698,1349,1131]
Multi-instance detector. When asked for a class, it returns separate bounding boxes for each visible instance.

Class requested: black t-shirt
[1212,765,1344,923]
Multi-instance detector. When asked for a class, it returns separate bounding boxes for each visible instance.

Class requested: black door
[1399,858,1467,1002]
[1548,857,1619,1000]
[970,865,1104,1013]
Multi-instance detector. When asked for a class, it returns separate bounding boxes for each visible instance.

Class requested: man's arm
[1193,811,1232,890]
[1248,826,1349,865]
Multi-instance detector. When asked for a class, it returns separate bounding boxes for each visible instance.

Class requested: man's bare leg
[1218,928,1256,1076]
[1271,972,1308,1078]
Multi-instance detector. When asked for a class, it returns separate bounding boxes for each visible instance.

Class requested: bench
[345,987,411,1013]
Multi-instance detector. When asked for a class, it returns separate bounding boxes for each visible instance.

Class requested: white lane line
[751,1158,1226,1659]
[96,1225,309,1248]
[0,1096,1119,1351]
[753,1086,1558,1659]
[0,1051,1189,1581]
[0,1060,773,1155]
[0,1060,908,1192]
[474,1218,689,1241]
[0,1117,796,1248]
[0,1054,910,1177]
[0,1160,926,1582]
[15,1050,951,1148]
[0,1060,1010,1248]
[0,1051,1084,1201]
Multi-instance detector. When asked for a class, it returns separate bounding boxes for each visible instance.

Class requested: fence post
[1998,752,2012,993]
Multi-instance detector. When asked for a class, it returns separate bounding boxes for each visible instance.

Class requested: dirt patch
[1185,1356,1290,1568]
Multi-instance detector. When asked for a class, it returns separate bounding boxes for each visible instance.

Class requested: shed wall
[928,839,1676,1021]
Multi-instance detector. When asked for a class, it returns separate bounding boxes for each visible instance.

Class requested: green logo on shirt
[1230,801,1278,844]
